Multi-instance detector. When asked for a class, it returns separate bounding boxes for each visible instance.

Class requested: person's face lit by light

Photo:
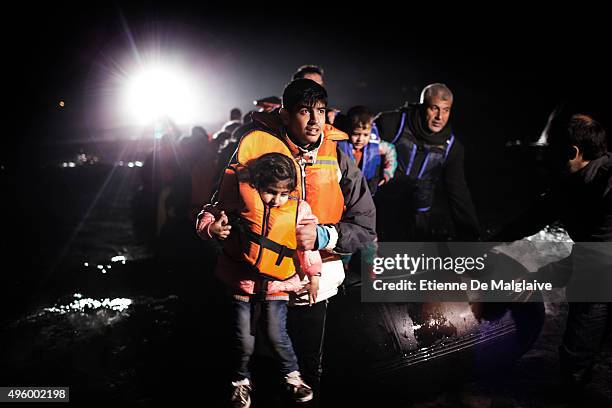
[424,95,452,133]
[350,123,372,151]
[282,101,327,146]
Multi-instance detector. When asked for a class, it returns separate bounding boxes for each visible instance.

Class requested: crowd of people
[132,64,611,407]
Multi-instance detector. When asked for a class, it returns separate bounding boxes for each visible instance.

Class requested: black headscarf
[407,103,452,145]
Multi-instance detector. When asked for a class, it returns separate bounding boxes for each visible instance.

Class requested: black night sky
[11,4,611,153]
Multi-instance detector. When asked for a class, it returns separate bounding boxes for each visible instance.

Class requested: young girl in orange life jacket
[197,152,320,407]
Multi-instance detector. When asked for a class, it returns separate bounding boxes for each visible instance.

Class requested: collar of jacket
[283,124,348,165]
[283,132,323,162]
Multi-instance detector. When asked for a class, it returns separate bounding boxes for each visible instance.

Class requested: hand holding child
[296,217,318,251]
[210,211,232,240]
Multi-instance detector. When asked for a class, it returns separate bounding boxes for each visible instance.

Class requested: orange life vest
[289,124,346,224]
[221,125,347,280]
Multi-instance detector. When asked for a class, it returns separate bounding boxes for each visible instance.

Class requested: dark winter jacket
[374,105,480,240]
[496,152,612,298]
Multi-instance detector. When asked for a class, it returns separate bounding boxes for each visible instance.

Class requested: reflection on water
[2,293,185,404]
[11,294,137,331]
[43,294,133,314]
[81,254,131,275]
[10,294,178,336]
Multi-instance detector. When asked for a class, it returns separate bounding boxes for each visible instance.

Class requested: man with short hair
[497,111,612,400]
[279,79,376,406]
[292,64,325,86]
[374,83,480,241]
[200,78,376,407]
[291,65,341,124]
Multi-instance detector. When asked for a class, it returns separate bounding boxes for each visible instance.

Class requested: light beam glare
[123,65,199,125]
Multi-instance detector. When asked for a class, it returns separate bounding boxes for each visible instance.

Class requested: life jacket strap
[244,229,297,266]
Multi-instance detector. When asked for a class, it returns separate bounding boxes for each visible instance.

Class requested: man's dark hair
[282,79,328,113]
[549,112,607,160]
[346,106,374,131]
[249,153,297,192]
[230,108,242,121]
[292,65,324,81]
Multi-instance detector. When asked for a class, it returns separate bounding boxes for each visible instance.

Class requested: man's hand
[210,211,231,240]
[296,219,318,250]
[308,275,320,306]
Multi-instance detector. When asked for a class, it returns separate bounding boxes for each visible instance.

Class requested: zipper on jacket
[297,157,307,200]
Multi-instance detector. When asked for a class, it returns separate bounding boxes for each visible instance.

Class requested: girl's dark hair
[249,153,297,191]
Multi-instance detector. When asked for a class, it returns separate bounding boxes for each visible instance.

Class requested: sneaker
[231,378,252,408]
[285,371,313,403]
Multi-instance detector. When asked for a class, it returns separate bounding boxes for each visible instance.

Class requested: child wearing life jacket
[197,152,319,407]
[335,106,390,276]
[337,105,397,195]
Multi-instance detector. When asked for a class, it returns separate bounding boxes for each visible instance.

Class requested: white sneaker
[230,378,252,408]
[285,371,313,403]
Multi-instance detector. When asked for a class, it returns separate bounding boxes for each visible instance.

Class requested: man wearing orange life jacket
[198,79,376,406]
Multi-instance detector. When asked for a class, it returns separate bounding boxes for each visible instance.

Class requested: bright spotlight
[123,65,199,125]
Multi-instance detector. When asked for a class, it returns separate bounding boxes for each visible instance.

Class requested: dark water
[1,157,611,407]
